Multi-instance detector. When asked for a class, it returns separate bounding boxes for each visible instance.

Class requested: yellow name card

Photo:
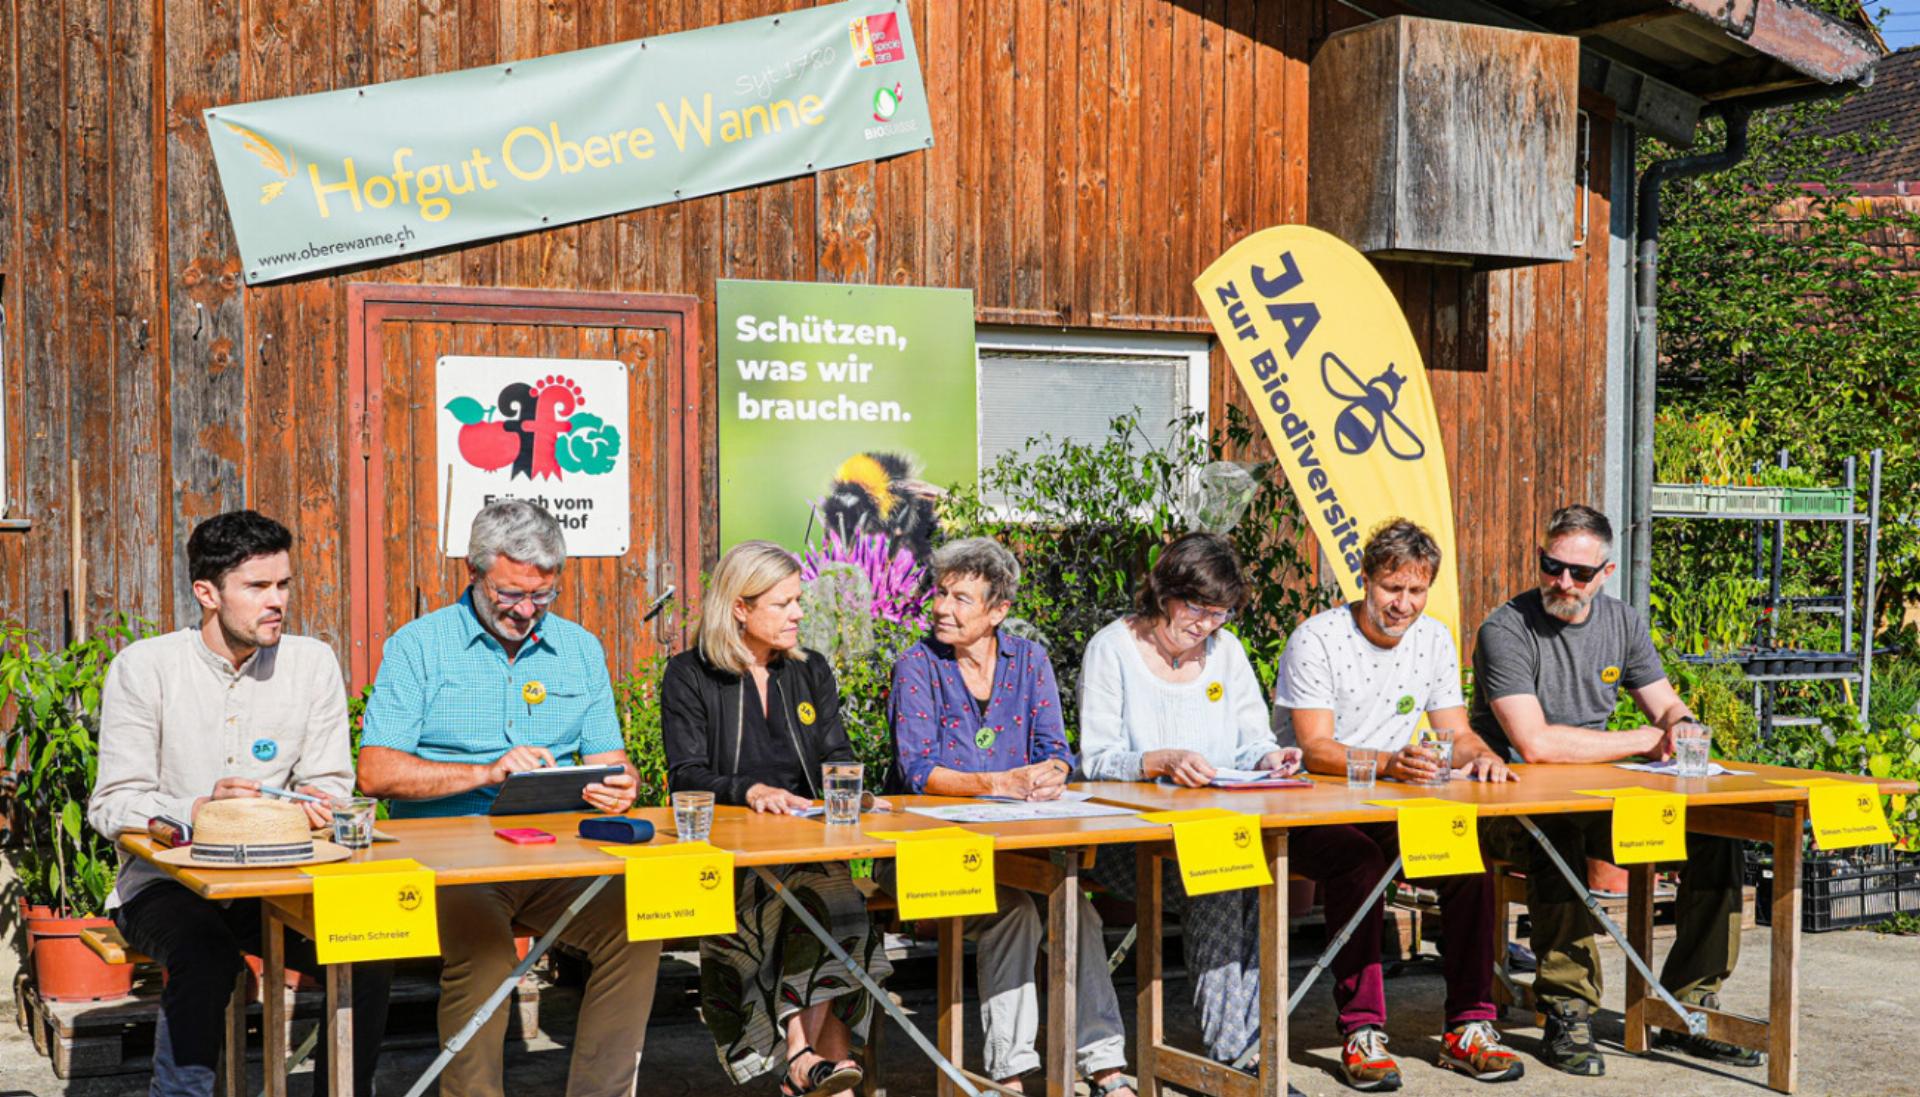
[1576,787,1687,864]
[871,827,998,919]
[1367,797,1483,878]
[1768,778,1895,850]
[303,858,440,964]
[1139,809,1272,896]
[603,841,738,941]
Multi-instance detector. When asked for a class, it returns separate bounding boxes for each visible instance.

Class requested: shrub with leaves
[942,407,1325,738]
[0,618,155,916]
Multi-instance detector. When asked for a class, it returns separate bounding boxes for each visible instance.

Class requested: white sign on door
[436,355,630,557]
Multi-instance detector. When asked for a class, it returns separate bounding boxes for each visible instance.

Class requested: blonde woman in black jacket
[662,540,890,1097]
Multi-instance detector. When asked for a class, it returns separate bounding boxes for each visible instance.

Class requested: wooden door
[347,285,702,688]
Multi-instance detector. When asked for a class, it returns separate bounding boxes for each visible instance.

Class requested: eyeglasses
[1538,550,1605,585]
[1172,601,1235,626]
[488,583,560,609]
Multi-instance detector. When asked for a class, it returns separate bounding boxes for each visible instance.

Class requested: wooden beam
[1769,804,1804,1093]
[1137,846,1163,1097]
[995,851,1065,896]
[1623,863,1656,1054]
[1045,854,1081,1097]
[1691,805,1779,843]
[937,917,963,1097]
[262,905,288,1097]
[1641,998,1770,1052]
[1149,1044,1259,1097]
[1258,833,1289,1097]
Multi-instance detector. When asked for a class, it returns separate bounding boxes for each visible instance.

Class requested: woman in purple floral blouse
[883,538,1137,1097]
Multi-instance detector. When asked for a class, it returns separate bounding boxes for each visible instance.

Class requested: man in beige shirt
[88,510,390,1097]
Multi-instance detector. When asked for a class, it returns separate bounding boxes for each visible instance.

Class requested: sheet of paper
[871,828,998,918]
[1575,787,1687,864]
[603,841,737,940]
[902,800,1140,824]
[1616,760,1750,777]
[1366,797,1484,878]
[1139,810,1271,896]
[979,789,1095,803]
[1192,769,1316,789]
[304,858,440,964]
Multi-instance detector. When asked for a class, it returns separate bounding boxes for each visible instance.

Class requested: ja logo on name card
[603,841,738,941]
[303,858,440,964]
[1139,809,1273,896]
[1575,787,1687,864]
[1768,779,1894,850]
[1367,798,1483,878]
[870,827,998,918]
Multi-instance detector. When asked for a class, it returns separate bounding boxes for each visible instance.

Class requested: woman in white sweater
[1078,532,1300,1072]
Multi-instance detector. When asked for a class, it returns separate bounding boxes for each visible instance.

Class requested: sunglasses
[1538,550,1605,585]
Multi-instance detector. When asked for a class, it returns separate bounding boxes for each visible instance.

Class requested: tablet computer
[488,764,625,815]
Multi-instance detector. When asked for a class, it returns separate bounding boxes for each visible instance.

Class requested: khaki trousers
[436,877,662,1097]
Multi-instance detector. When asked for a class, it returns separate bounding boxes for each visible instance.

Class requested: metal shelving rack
[1652,449,1883,739]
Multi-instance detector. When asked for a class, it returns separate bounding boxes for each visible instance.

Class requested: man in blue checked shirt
[358,499,659,1097]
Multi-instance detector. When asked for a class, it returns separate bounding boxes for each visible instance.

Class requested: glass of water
[1419,728,1456,786]
[1674,722,1712,778]
[823,762,865,826]
[1346,748,1378,790]
[329,796,377,850]
[672,790,714,842]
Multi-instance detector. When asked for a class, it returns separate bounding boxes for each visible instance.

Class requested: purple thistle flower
[800,529,929,626]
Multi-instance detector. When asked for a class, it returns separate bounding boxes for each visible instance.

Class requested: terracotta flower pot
[25,913,135,1003]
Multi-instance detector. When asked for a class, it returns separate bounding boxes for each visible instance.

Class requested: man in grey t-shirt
[1473,506,1752,1077]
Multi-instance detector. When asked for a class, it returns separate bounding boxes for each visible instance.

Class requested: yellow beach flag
[1195,225,1459,646]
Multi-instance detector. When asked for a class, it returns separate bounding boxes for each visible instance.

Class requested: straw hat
[154,798,352,868]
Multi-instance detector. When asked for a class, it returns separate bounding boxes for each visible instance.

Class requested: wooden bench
[79,924,147,967]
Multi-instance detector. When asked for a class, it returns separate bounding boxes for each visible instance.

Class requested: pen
[259,785,325,805]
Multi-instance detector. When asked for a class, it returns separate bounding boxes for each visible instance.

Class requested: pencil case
[578,817,656,843]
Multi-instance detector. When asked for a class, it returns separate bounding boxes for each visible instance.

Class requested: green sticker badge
[975,727,997,750]
[1396,695,1416,715]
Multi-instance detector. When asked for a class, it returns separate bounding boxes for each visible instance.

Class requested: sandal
[780,1044,864,1097]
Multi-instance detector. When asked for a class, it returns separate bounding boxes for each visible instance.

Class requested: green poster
[205,2,932,283]
[718,280,976,556]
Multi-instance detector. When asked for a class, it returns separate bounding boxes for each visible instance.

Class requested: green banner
[718,280,976,555]
[205,2,932,283]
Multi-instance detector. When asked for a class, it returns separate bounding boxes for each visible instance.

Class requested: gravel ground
[0,923,1915,1096]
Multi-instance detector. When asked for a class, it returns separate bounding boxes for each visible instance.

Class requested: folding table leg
[262,904,289,1097]
[222,967,248,1097]
[1768,803,1804,1094]
[1515,815,1705,1037]
[327,963,353,1097]
[1286,855,1400,1016]
[401,873,613,1097]
[1623,863,1655,1054]
[750,867,982,1097]
[1135,845,1163,1097]
[1257,832,1289,1097]
[1044,851,1080,1097]
[937,917,964,1097]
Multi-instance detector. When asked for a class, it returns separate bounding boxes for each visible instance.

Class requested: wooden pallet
[19,970,544,1079]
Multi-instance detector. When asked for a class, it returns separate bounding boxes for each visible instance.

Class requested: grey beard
[1542,590,1590,621]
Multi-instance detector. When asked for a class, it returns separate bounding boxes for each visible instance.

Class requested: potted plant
[0,620,145,1001]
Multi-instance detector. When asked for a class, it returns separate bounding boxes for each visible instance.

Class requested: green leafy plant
[0,619,155,916]
[1649,574,1764,656]
[614,655,670,808]
[942,407,1325,738]
[1653,409,1755,485]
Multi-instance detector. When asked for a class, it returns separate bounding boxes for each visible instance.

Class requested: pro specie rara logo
[444,373,623,481]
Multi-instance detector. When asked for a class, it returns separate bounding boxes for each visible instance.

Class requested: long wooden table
[1079,759,1917,1097]
[118,763,1913,1097]
[119,796,1174,1097]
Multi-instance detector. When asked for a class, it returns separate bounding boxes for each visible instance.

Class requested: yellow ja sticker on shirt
[522,680,547,705]
[797,702,817,726]
[1601,666,1622,685]
[1206,681,1224,703]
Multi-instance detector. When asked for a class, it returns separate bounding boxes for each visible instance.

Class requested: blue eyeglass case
[578,817,656,844]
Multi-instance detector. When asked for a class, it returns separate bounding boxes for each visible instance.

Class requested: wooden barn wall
[0,0,1613,668]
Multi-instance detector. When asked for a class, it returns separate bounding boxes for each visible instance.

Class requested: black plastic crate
[1752,846,1920,932]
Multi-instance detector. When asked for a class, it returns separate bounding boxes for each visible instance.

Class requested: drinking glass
[1419,728,1456,786]
[672,790,715,842]
[1346,748,1378,791]
[329,796,377,850]
[1674,722,1712,778]
[823,762,865,825]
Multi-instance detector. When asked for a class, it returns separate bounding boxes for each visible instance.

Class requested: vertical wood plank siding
[1,0,1614,668]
